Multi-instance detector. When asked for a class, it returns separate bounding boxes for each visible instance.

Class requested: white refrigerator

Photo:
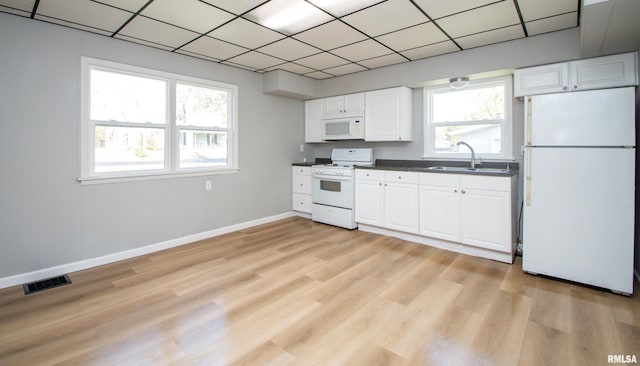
[522,87,636,295]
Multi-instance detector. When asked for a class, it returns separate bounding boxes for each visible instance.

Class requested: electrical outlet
[205,180,212,191]
[299,144,304,152]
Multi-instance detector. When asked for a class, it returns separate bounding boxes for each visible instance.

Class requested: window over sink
[423,75,513,160]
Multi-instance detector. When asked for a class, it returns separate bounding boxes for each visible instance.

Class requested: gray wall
[0,13,304,278]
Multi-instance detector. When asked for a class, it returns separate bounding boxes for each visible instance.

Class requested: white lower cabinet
[419,173,514,253]
[292,166,312,214]
[355,170,418,234]
[356,169,516,263]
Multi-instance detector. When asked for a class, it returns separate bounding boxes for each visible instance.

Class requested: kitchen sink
[426,166,511,173]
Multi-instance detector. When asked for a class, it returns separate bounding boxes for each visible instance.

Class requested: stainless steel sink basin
[426,166,510,173]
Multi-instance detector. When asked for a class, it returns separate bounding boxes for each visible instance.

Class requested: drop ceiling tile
[437,1,520,38]
[36,0,132,33]
[293,20,367,50]
[400,40,459,60]
[208,17,285,49]
[93,0,148,12]
[295,52,348,70]
[256,38,321,61]
[526,12,578,36]
[357,53,408,69]
[0,0,35,15]
[115,35,175,51]
[0,5,30,16]
[331,39,392,62]
[341,0,427,37]
[227,51,284,70]
[518,0,578,22]
[180,35,249,60]
[265,62,315,74]
[308,0,383,17]
[412,0,497,19]
[141,0,234,34]
[117,15,199,49]
[201,0,266,15]
[376,22,448,51]
[245,0,333,36]
[322,63,367,76]
[305,71,333,79]
[175,49,222,62]
[455,24,524,49]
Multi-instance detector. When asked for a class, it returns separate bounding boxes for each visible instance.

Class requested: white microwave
[323,117,364,140]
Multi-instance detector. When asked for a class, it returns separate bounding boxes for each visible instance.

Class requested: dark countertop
[291,158,331,167]
[357,159,519,177]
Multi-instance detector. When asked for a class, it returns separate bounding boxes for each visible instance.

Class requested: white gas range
[311,148,373,229]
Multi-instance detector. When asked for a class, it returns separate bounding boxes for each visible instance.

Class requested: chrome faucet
[456,141,480,169]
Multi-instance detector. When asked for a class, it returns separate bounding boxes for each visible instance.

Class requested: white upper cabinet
[514,52,638,97]
[304,99,325,143]
[364,87,413,142]
[321,93,365,119]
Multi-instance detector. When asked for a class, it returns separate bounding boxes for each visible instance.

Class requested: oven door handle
[312,174,353,181]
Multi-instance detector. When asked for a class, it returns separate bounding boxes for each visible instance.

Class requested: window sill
[78,169,239,185]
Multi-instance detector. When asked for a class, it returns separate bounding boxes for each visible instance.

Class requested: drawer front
[419,172,460,187]
[356,169,385,181]
[292,193,311,213]
[384,171,418,184]
[460,175,510,192]
[292,166,311,176]
[292,174,312,194]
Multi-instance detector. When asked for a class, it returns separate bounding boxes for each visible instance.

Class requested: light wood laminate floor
[1,217,639,365]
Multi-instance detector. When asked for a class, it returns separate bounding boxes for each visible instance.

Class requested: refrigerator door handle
[525,96,532,146]
[525,147,532,206]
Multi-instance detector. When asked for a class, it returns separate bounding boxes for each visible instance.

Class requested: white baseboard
[0,212,296,290]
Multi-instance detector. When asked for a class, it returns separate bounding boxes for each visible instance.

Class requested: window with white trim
[80,57,238,181]
[423,75,512,160]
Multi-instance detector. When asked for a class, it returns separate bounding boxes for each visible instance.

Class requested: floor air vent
[23,274,71,295]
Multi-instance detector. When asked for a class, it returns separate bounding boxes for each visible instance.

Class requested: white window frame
[80,57,238,184]
[423,75,513,160]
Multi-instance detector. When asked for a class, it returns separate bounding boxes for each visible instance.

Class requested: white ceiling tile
[256,38,321,60]
[245,0,333,35]
[376,22,448,51]
[93,0,148,12]
[141,0,234,34]
[208,18,285,49]
[227,51,284,69]
[330,39,392,62]
[0,5,30,17]
[357,53,408,69]
[526,12,578,36]
[518,0,578,22]
[437,1,520,38]
[0,0,35,12]
[175,49,221,62]
[305,71,333,79]
[342,0,427,37]
[180,35,249,60]
[118,16,199,48]
[412,0,497,19]
[323,63,367,76]
[308,0,383,17]
[400,40,459,60]
[265,62,315,74]
[295,52,348,70]
[115,35,175,50]
[455,24,524,49]
[201,0,266,15]
[293,20,367,50]
[36,0,132,33]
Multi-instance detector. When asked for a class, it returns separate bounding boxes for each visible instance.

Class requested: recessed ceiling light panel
[246,0,333,35]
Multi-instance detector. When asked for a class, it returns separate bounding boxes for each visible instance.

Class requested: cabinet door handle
[398,176,402,179]
[573,84,578,89]
[454,189,458,193]
[384,183,387,186]
[461,190,466,194]
[379,182,382,186]
[562,85,568,90]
